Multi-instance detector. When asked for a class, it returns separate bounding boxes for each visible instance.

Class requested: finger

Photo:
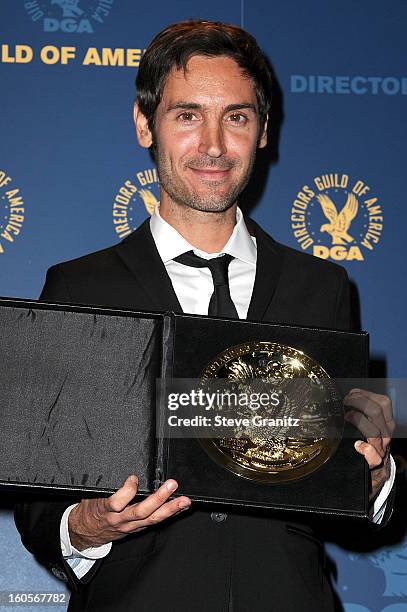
[124,496,192,532]
[344,391,390,438]
[346,389,395,432]
[345,410,382,443]
[127,479,179,522]
[366,437,387,459]
[107,475,139,513]
[344,390,389,434]
[147,496,191,524]
[354,440,383,469]
[375,436,392,453]
[346,410,387,457]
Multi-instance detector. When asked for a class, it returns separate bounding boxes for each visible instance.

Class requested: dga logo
[24,0,114,33]
[0,170,25,254]
[112,168,159,239]
[291,173,383,261]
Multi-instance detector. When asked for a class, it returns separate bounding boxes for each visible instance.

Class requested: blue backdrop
[1,1,406,610]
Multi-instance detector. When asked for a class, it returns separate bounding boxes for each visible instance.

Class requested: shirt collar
[150,205,257,265]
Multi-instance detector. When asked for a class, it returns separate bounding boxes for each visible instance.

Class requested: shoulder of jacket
[278,241,347,278]
[46,243,119,277]
[48,220,150,277]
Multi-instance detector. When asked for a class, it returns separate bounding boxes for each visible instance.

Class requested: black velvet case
[0,298,369,518]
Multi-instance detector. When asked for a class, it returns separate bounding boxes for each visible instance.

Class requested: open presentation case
[0,298,369,518]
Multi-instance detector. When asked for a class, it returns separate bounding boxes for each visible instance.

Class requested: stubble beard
[154,145,257,213]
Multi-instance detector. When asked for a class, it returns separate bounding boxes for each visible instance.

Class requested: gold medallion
[199,341,343,483]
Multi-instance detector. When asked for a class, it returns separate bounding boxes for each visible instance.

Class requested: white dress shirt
[151,205,257,318]
[60,205,395,578]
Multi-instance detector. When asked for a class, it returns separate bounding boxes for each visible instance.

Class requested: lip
[188,168,230,180]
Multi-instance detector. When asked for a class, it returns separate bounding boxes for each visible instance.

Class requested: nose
[198,123,226,158]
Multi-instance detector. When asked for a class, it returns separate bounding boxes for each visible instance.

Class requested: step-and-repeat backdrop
[1,2,406,611]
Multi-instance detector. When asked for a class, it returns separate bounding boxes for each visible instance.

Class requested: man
[15,20,395,612]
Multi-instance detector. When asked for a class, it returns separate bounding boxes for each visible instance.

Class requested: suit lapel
[114,216,283,320]
[245,217,284,321]
[115,219,182,313]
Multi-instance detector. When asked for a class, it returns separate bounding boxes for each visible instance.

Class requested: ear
[133,102,153,148]
[258,115,268,149]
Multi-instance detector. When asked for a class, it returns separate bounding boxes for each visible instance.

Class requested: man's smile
[188,167,231,180]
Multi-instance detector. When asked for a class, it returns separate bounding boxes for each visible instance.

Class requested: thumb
[107,475,139,513]
[354,440,382,469]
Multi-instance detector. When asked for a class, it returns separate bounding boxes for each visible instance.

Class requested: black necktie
[173,251,239,318]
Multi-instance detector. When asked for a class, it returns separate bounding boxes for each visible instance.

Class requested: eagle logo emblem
[317,193,358,245]
[50,0,84,18]
[290,172,383,262]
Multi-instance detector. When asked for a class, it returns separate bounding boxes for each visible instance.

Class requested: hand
[344,389,395,503]
[68,475,191,551]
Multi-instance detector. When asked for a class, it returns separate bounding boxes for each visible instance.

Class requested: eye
[177,112,198,122]
[227,112,248,125]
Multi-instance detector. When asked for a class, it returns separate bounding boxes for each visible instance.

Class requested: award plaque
[0,298,369,518]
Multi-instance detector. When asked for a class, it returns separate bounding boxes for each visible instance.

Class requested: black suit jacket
[16,218,354,612]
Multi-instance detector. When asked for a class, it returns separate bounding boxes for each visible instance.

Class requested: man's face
[136,55,267,213]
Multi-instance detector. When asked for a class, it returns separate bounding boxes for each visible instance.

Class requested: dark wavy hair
[136,20,273,136]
